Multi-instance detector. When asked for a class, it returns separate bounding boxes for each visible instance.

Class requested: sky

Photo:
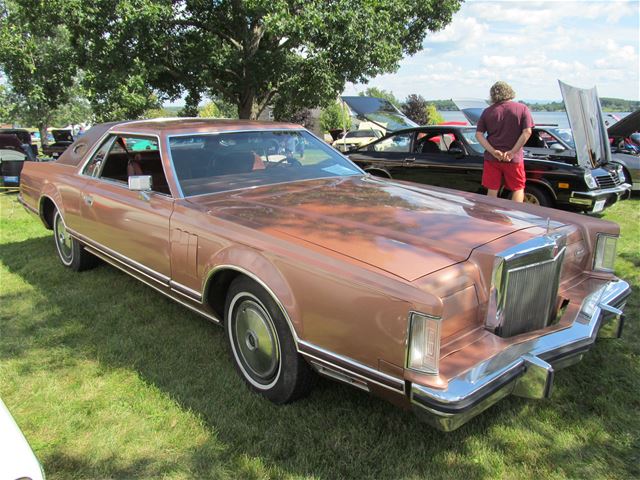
[345,0,640,102]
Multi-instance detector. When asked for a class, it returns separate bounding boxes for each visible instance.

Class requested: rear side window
[82,135,170,194]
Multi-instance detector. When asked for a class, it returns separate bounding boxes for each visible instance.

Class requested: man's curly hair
[490,81,516,104]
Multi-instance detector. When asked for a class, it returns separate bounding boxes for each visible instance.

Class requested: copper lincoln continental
[18,119,630,431]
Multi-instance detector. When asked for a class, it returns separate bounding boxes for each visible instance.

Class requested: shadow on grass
[1,236,639,479]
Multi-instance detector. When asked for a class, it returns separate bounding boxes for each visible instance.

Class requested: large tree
[402,93,428,124]
[66,0,461,120]
[0,1,81,141]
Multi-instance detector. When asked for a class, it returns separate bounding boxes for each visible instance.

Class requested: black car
[343,84,630,213]
[348,125,627,213]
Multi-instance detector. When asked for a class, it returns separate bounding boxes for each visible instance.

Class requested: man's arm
[475,131,504,161]
[504,128,532,161]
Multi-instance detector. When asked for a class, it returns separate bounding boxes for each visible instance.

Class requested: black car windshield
[459,128,484,154]
[548,128,575,148]
[169,130,362,196]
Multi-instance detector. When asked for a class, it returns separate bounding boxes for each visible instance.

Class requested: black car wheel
[524,184,552,207]
[225,276,315,404]
[53,209,98,271]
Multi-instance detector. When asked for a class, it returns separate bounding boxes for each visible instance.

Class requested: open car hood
[607,109,640,139]
[558,80,611,168]
[341,96,417,133]
[452,98,488,126]
[51,129,74,143]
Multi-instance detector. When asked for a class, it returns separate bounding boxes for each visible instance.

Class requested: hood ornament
[546,217,551,235]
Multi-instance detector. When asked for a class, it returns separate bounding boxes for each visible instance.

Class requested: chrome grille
[499,251,565,337]
[595,173,621,189]
[487,235,566,338]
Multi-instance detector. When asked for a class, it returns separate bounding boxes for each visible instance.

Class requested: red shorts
[482,160,526,191]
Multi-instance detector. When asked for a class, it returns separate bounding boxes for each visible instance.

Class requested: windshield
[460,128,484,154]
[169,130,362,196]
[548,128,575,148]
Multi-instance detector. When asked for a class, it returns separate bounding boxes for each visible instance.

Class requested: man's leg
[482,160,502,197]
[511,189,525,202]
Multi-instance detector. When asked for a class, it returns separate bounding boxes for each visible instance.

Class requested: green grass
[1,192,638,480]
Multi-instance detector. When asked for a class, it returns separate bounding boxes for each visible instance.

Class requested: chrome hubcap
[524,193,540,205]
[234,299,279,383]
[55,214,73,260]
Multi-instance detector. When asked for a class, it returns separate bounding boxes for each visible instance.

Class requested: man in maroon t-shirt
[475,81,534,202]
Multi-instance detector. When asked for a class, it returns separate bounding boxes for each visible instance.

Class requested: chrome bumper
[569,184,631,210]
[411,278,631,431]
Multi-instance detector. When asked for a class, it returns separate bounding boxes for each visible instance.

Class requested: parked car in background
[332,128,384,152]
[348,124,627,211]
[607,110,640,191]
[454,93,640,193]
[345,87,630,213]
[0,128,39,156]
[0,132,38,187]
[42,128,75,158]
[18,118,630,431]
[0,398,45,480]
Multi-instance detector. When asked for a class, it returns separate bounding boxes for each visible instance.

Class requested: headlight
[406,312,441,374]
[594,234,618,272]
[584,171,598,189]
[617,167,626,183]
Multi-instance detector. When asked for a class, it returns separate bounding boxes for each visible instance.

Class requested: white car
[0,399,45,480]
[333,129,383,152]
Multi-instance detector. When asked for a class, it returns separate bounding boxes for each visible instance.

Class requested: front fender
[202,244,302,340]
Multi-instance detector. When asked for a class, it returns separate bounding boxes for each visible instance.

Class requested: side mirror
[128,175,152,191]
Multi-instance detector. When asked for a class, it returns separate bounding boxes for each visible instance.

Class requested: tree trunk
[238,91,255,120]
[38,123,48,147]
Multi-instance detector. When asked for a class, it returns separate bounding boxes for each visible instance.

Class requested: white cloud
[427,17,489,45]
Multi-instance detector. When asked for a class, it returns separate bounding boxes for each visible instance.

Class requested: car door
[77,133,173,279]
[351,131,415,177]
[408,130,484,193]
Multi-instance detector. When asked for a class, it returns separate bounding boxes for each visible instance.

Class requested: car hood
[188,176,559,281]
[451,98,487,126]
[558,80,612,168]
[341,96,418,133]
[608,109,640,138]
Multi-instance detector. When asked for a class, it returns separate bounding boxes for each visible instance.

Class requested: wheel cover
[54,213,73,263]
[233,298,280,385]
[524,192,540,205]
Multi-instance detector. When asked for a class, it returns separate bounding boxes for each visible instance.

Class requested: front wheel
[53,209,98,271]
[524,184,553,207]
[225,276,315,404]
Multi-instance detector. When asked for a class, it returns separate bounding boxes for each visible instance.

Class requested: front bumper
[568,184,631,212]
[410,278,630,431]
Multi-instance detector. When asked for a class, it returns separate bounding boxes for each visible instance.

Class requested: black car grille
[595,173,621,189]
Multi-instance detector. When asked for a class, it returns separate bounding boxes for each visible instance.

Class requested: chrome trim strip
[68,228,170,286]
[411,278,631,431]
[82,244,220,324]
[298,339,405,393]
[169,280,202,302]
[570,183,630,198]
[17,194,38,215]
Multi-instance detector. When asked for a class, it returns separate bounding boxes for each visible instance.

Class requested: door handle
[405,157,416,163]
[83,194,93,206]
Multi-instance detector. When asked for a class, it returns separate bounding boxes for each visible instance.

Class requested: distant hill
[424,98,639,112]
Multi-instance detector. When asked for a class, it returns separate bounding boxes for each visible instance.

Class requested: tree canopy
[64,0,461,120]
[0,1,82,139]
[402,94,428,124]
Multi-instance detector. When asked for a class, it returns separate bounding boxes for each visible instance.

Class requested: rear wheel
[524,184,552,207]
[225,276,315,404]
[53,209,98,271]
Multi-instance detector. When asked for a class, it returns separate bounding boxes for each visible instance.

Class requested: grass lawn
[0,192,638,480]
